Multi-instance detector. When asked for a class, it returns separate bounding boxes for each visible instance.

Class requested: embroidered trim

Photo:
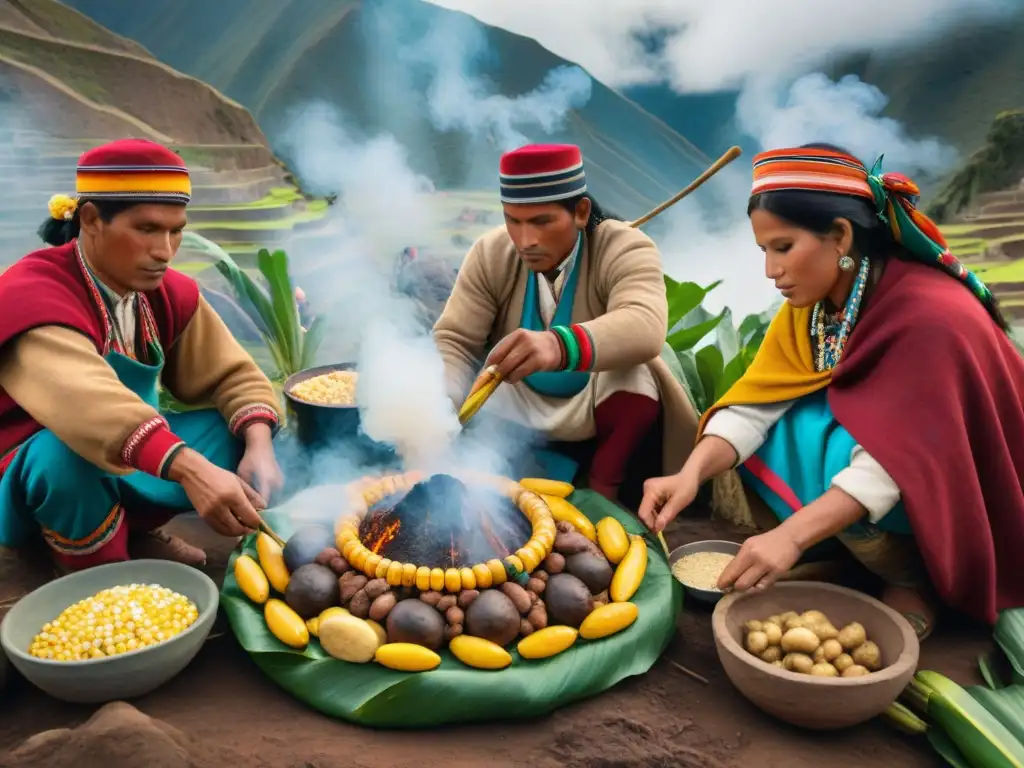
[42,504,124,555]
[122,416,168,466]
[157,441,187,479]
[229,404,280,435]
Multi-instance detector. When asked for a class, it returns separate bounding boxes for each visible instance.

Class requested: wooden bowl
[712,581,919,730]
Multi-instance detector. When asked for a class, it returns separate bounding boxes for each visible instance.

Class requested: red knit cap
[498,144,586,204]
[75,138,191,204]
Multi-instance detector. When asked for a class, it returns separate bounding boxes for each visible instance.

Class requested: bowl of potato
[711,581,919,730]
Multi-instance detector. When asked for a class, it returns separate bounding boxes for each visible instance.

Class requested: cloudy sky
[424,0,1017,93]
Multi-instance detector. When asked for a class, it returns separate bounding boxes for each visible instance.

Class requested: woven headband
[751,148,995,310]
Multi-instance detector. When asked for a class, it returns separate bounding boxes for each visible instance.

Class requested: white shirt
[703,402,901,522]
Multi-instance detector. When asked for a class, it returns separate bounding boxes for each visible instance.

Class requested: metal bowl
[0,559,218,704]
[283,363,394,463]
[668,540,741,605]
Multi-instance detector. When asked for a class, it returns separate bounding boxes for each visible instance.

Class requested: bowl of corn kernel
[283,363,393,462]
[0,559,218,703]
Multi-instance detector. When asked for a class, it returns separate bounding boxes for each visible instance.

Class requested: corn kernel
[28,584,199,662]
[288,370,357,405]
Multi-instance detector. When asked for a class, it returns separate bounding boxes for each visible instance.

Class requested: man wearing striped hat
[0,139,283,572]
[434,144,698,502]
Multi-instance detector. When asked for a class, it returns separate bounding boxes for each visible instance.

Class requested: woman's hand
[716,528,802,592]
[638,472,699,533]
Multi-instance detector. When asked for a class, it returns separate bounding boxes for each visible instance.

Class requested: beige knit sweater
[433,219,698,474]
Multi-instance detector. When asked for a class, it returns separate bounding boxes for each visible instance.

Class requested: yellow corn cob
[518,478,574,497]
[912,670,1024,768]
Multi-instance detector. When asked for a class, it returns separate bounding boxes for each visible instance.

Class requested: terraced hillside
[0,0,329,267]
[941,188,1024,321]
[933,111,1024,322]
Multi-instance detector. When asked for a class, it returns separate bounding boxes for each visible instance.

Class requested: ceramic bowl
[712,581,919,730]
[668,540,741,605]
[0,559,217,704]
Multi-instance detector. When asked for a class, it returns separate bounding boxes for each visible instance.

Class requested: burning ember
[358,474,531,568]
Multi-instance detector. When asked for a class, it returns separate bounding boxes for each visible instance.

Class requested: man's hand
[716,527,802,592]
[484,328,563,383]
[237,423,284,500]
[168,448,266,538]
[637,472,699,534]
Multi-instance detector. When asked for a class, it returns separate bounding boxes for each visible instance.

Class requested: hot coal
[359,474,531,568]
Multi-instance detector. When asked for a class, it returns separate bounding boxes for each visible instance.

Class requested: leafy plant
[180,232,325,381]
[662,275,774,413]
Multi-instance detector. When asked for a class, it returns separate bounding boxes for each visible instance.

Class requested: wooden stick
[629,146,743,229]
[669,660,709,685]
[258,518,286,548]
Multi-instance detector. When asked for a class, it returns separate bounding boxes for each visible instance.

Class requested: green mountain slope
[63,0,715,219]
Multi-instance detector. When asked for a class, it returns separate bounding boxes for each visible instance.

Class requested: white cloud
[425,0,1017,92]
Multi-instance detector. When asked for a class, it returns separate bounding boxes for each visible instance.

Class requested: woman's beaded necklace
[811,255,871,372]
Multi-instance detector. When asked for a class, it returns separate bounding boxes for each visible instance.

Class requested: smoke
[395,8,593,151]
[425,0,1019,93]
[422,0,1017,316]
[265,5,596,506]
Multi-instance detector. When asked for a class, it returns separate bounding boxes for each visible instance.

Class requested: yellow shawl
[697,303,832,437]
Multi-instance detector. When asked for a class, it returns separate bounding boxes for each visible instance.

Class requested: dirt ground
[0,511,989,768]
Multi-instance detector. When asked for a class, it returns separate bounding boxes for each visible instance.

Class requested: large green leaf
[664,277,720,329]
[300,315,327,371]
[221,490,682,728]
[695,345,725,405]
[258,249,302,373]
[675,350,708,414]
[666,309,727,353]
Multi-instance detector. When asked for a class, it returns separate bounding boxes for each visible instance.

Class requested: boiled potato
[837,621,867,650]
[813,638,843,662]
[780,626,820,654]
[759,646,783,664]
[810,621,840,641]
[744,620,763,633]
[851,641,881,671]
[762,621,783,646]
[318,615,381,663]
[778,611,799,625]
[800,610,829,625]
[745,630,769,655]
[810,662,839,677]
[833,653,855,673]
[842,664,871,678]
[784,615,807,631]
[783,653,814,674]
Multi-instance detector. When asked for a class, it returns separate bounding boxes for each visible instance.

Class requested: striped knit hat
[499,144,587,204]
[48,139,192,221]
[751,146,996,312]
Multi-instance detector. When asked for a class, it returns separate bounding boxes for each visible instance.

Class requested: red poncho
[830,259,1024,624]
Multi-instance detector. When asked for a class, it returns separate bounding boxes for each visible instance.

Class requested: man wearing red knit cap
[434,144,698,502]
[0,139,283,572]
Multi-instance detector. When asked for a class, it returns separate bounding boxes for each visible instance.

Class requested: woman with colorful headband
[639,143,1024,635]
[0,139,284,572]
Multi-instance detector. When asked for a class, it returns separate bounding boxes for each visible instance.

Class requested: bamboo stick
[629,146,743,229]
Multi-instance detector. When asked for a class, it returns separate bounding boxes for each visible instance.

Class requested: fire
[368,520,401,554]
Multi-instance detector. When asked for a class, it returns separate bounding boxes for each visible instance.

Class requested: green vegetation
[181,232,323,382]
[190,187,304,211]
[661,277,773,414]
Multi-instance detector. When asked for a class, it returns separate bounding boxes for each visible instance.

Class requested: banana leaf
[220,490,682,728]
[927,728,972,768]
[664,277,720,330]
[258,248,302,373]
[666,310,727,353]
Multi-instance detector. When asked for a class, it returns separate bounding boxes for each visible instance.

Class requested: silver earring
[838,254,855,272]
